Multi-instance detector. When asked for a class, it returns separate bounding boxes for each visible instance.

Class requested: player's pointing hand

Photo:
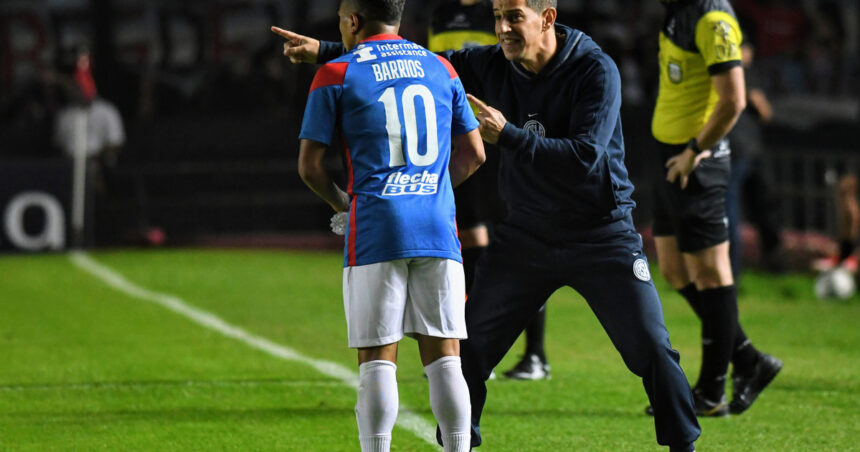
[271,26,320,64]
[467,94,506,145]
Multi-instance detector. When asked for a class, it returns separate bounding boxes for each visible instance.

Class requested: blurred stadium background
[1,1,859,450]
[0,0,856,259]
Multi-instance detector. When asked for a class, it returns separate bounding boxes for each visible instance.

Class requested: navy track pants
[460,222,701,448]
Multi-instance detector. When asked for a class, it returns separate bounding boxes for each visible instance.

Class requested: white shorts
[342,257,467,348]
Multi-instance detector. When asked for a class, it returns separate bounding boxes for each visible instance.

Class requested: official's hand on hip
[467,94,506,145]
[271,26,320,64]
[665,148,711,189]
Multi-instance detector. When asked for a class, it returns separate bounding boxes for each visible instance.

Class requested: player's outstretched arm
[298,139,349,212]
[271,26,321,64]
[449,129,485,188]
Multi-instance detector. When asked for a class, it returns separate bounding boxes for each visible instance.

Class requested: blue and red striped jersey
[299,34,478,267]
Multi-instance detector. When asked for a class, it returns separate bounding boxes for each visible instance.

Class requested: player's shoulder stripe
[361,33,403,43]
[435,54,459,79]
[309,62,349,92]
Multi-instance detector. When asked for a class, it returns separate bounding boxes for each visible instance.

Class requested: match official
[650,0,782,417]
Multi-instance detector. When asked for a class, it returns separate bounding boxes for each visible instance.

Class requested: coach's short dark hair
[527,0,556,11]
[347,0,405,25]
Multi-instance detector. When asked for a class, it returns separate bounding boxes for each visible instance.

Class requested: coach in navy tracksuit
[278,1,700,450]
[433,9,700,452]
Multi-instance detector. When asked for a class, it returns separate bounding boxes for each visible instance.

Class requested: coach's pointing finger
[467,94,506,145]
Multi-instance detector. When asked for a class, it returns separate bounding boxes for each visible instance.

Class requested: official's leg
[503,303,550,380]
[654,236,693,291]
[567,233,700,449]
[683,243,782,413]
[459,226,488,295]
[656,236,759,378]
[524,305,547,363]
[682,242,737,402]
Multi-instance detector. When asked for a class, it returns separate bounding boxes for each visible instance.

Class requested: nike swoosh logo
[527,113,538,118]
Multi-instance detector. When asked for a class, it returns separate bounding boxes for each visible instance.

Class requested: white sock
[356,360,398,452]
[424,356,471,452]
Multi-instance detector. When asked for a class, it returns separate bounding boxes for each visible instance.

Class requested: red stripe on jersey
[309,62,348,93]
[341,131,354,196]
[360,34,403,43]
[342,132,357,266]
[436,55,459,79]
[348,197,357,267]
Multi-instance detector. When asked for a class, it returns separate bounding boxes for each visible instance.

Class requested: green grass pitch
[1,249,858,451]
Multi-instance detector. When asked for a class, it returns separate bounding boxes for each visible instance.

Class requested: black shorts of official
[652,139,731,253]
[454,143,506,229]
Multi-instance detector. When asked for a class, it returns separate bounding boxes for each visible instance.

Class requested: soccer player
[274,1,701,450]
[650,0,782,416]
[282,1,485,450]
[428,0,549,381]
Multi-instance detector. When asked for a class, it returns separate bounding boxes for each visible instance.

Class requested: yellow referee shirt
[652,2,743,145]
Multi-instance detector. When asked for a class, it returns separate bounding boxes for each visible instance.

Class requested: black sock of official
[731,326,760,372]
[695,286,738,400]
[680,283,758,372]
[678,283,704,319]
[461,246,485,295]
[839,239,856,263]
[524,305,547,362]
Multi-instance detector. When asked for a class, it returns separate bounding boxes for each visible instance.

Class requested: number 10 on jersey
[378,84,439,167]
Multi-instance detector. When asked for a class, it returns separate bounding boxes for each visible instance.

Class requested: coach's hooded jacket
[319,24,636,242]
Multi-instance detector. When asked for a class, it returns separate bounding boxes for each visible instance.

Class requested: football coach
[273,0,700,450]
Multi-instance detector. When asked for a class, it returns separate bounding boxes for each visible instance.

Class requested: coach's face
[493,0,552,64]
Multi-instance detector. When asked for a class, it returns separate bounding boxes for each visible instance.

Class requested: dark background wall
[0,0,857,246]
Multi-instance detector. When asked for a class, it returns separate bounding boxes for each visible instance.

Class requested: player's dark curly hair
[527,0,557,11]
[349,0,405,25]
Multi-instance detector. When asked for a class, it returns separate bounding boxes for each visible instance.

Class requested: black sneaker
[693,387,729,417]
[503,354,550,380]
[644,388,728,417]
[730,352,783,414]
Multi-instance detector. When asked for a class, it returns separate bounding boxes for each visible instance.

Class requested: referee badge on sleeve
[633,258,651,282]
[668,60,683,84]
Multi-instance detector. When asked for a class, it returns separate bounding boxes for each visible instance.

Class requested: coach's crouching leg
[579,253,700,450]
[611,286,701,450]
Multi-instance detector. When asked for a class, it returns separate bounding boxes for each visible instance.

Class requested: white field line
[0,379,348,392]
[68,251,437,447]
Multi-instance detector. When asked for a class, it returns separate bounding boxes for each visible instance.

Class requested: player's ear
[349,12,361,34]
[541,7,557,32]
